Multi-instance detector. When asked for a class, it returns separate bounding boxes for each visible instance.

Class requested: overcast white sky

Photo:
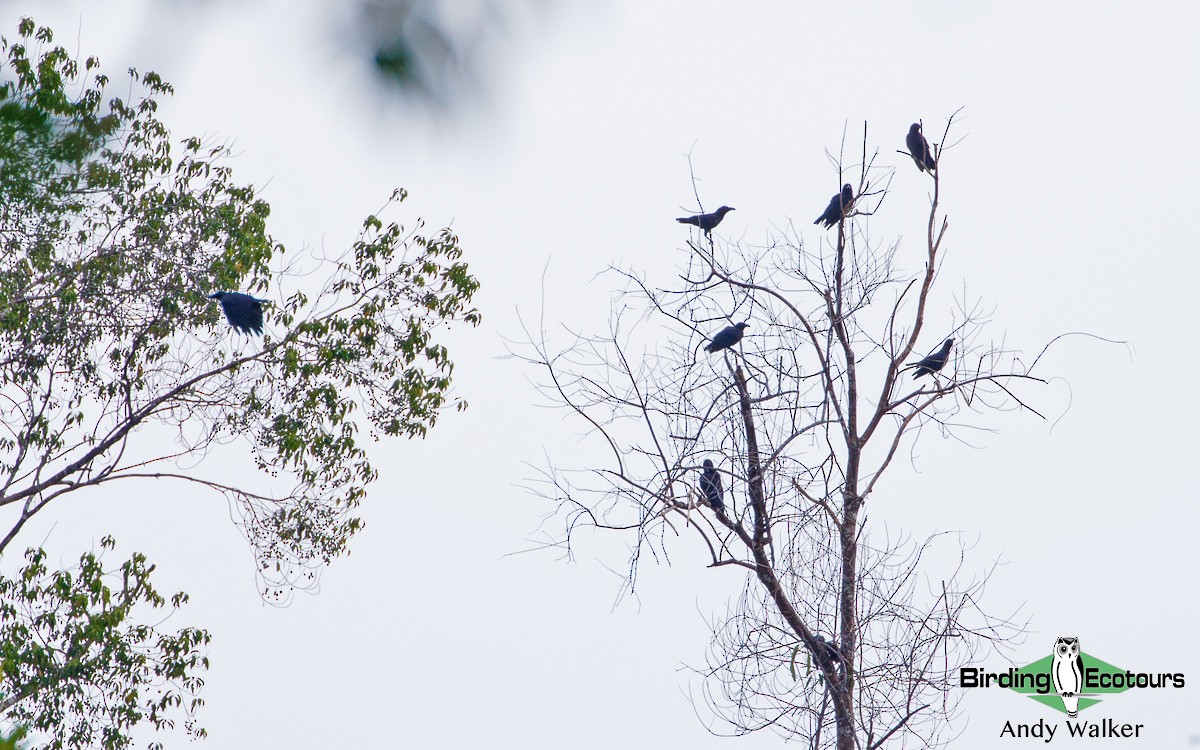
[8,0,1200,747]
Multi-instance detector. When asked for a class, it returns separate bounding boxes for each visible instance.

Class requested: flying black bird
[209,291,268,336]
[814,184,855,229]
[699,459,725,513]
[704,322,749,353]
[677,206,735,235]
[910,338,954,379]
[905,123,937,173]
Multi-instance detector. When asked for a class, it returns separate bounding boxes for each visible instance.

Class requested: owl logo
[1051,637,1085,717]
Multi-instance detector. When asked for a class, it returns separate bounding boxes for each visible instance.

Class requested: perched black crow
[704,322,749,353]
[209,291,268,336]
[699,459,725,513]
[677,206,735,235]
[815,636,843,666]
[814,184,855,229]
[910,338,954,379]
[905,123,937,173]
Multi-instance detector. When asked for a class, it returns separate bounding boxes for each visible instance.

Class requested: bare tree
[522,117,1051,749]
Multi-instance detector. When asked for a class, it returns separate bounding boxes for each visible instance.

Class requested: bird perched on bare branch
[704,322,749,353]
[814,185,855,229]
[699,459,725,513]
[677,206,735,236]
[909,338,954,379]
[209,291,268,336]
[905,123,937,173]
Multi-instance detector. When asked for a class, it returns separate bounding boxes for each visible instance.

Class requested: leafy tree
[0,17,479,748]
[525,119,1059,749]
[1,540,206,750]
[0,724,29,750]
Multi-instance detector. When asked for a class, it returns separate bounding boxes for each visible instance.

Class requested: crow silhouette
[209,291,268,336]
[677,206,735,235]
[699,459,725,513]
[906,122,937,173]
[705,322,749,353]
[910,338,954,379]
[814,185,855,229]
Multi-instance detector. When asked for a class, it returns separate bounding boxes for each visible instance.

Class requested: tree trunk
[735,365,855,748]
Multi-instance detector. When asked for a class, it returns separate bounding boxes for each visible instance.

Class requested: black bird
[814,184,855,229]
[704,322,749,353]
[815,636,843,666]
[905,123,937,173]
[699,459,725,513]
[677,206,735,235]
[209,291,268,336]
[910,338,954,379]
